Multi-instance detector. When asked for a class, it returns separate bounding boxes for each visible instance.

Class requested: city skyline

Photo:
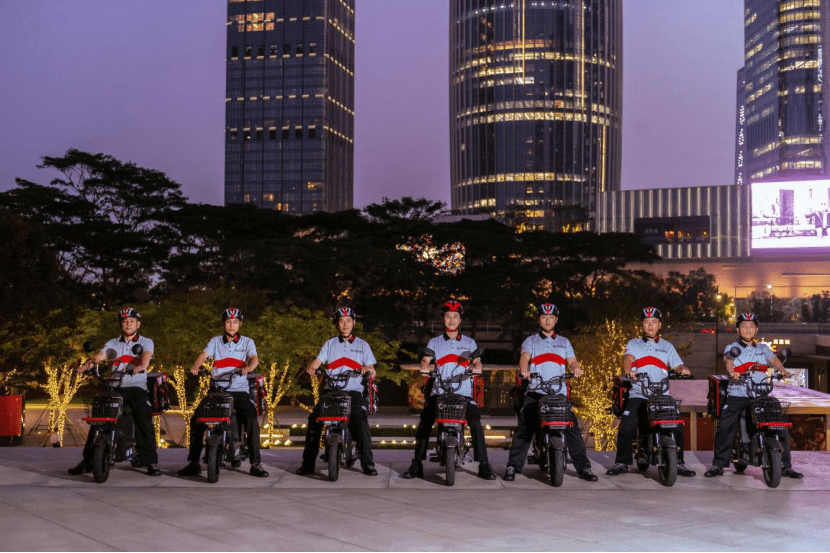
[0,1,743,209]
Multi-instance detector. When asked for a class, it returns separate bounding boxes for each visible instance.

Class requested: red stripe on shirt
[328,357,362,371]
[436,354,470,367]
[531,353,566,366]
[733,361,769,374]
[632,356,668,372]
[213,358,247,369]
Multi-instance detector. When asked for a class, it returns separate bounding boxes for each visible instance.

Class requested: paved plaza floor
[1,446,828,551]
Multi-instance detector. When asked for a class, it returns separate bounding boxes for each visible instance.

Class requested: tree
[0,149,186,307]
[570,319,635,450]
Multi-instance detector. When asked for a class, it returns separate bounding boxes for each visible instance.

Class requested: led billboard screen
[751,179,830,254]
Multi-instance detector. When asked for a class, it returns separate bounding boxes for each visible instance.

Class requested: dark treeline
[0,149,723,388]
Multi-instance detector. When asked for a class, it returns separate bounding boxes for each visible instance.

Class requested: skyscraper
[225,0,355,213]
[736,0,829,184]
[449,0,623,231]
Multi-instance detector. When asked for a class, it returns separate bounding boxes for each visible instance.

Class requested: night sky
[0,1,744,208]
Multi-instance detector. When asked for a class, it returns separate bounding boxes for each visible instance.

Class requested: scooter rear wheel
[550,447,565,487]
[206,445,220,483]
[733,461,748,473]
[92,442,111,484]
[445,447,456,486]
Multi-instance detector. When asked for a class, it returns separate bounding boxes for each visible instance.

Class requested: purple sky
[0,1,744,208]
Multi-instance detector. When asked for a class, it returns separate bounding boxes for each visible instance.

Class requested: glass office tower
[449,0,622,231]
[225,0,355,212]
[738,0,829,183]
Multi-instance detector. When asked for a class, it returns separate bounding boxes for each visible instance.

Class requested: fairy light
[570,319,630,451]
[397,235,466,275]
[165,363,211,447]
[42,362,87,447]
[259,362,292,448]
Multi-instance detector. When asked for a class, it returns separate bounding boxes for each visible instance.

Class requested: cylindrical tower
[449,0,622,231]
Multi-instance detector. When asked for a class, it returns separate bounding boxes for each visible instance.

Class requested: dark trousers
[413,396,490,464]
[82,387,158,465]
[188,392,261,464]
[507,393,591,473]
[711,396,793,469]
[302,391,374,468]
[614,397,686,465]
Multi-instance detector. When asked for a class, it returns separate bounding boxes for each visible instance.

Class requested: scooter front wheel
[445,447,456,486]
[762,447,782,488]
[550,447,565,487]
[657,446,677,487]
[327,442,340,481]
[92,442,111,484]
[206,445,220,483]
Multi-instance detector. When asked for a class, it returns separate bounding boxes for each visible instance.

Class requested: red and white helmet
[736,312,759,327]
[441,300,464,317]
[334,306,356,322]
[117,307,141,322]
[641,306,662,320]
[221,307,244,322]
[537,303,559,316]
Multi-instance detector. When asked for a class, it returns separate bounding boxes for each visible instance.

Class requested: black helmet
[333,306,356,322]
[736,312,759,327]
[117,307,141,322]
[640,307,662,320]
[537,303,559,316]
[221,307,243,322]
[441,300,464,317]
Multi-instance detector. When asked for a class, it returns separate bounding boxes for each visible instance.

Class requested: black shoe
[579,469,598,482]
[362,465,378,476]
[704,465,723,477]
[401,459,424,480]
[401,460,423,479]
[503,466,516,481]
[147,464,161,476]
[177,462,201,477]
[782,468,804,479]
[477,462,497,480]
[677,463,696,477]
[295,464,314,476]
[606,463,629,476]
[250,464,269,477]
[67,461,92,475]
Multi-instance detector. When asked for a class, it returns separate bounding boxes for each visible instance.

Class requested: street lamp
[715,292,722,375]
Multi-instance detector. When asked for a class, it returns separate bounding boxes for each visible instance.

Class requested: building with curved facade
[449,0,622,231]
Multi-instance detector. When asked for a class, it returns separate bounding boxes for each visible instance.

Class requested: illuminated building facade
[224,0,355,212]
[737,0,830,184]
[449,0,622,231]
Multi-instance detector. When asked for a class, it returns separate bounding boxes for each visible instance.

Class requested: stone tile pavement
[0,446,828,551]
